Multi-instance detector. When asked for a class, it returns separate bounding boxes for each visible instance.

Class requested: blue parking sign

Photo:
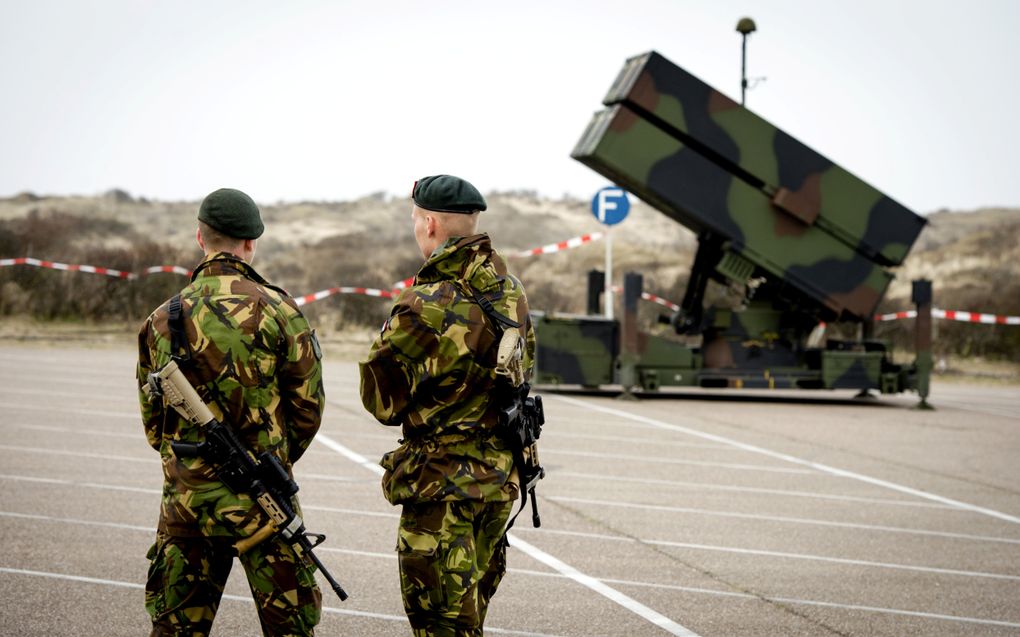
[591,186,630,226]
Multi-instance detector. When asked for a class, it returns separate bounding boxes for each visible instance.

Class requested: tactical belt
[399,426,502,448]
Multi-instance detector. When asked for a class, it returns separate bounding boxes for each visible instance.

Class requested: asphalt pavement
[1,344,1018,636]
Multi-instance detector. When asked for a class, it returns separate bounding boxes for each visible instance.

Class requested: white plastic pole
[605,225,613,319]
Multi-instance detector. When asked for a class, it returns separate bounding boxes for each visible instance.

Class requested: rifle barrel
[303,541,349,601]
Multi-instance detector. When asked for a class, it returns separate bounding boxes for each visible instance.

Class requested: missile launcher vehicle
[535,51,932,401]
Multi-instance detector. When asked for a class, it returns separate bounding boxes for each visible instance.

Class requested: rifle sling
[466,284,520,331]
[461,283,540,533]
[167,294,193,364]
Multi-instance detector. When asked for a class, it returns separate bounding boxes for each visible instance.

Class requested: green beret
[412,174,486,214]
[198,188,264,239]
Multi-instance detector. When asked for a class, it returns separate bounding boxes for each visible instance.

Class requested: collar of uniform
[190,251,266,284]
[415,234,493,286]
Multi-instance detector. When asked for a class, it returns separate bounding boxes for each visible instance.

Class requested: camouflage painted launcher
[572,51,926,321]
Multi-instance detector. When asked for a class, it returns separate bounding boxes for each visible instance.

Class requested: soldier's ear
[196,228,205,251]
[243,239,257,264]
[426,214,437,238]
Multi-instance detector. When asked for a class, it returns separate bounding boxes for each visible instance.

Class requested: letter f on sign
[597,189,622,223]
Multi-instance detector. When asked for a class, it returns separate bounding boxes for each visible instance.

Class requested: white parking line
[0,567,564,637]
[0,473,159,493]
[0,444,150,464]
[594,575,1020,629]
[509,534,701,637]
[313,431,702,637]
[551,431,729,450]
[0,402,137,419]
[1,511,151,533]
[556,471,958,510]
[542,449,815,474]
[2,423,138,439]
[0,372,126,391]
[0,386,139,402]
[7,509,1019,630]
[548,496,1020,545]
[753,595,1020,630]
[304,504,399,519]
[320,429,401,442]
[9,465,1013,555]
[551,395,1020,524]
[6,467,1013,549]
[511,524,1020,581]
[299,473,376,484]
[319,546,1020,629]
[645,538,1020,581]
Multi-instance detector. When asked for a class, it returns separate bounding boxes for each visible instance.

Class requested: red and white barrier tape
[3,231,606,299]
[610,285,681,312]
[513,232,604,257]
[388,231,607,292]
[0,256,136,279]
[143,265,192,276]
[9,251,1013,323]
[640,292,680,313]
[0,257,192,279]
[392,277,414,293]
[293,286,395,307]
[877,309,1020,326]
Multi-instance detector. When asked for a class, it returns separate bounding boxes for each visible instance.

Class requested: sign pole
[590,185,630,320]
[605,225,613,319]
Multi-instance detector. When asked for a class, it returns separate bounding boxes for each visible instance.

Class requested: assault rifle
[144,360,349,601]
[498,383,545,528]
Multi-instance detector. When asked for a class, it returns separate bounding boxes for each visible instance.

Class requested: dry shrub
[2,197,1018,362]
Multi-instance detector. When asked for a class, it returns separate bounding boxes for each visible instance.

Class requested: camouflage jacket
[137,252,324,539]
[360,234,536,505]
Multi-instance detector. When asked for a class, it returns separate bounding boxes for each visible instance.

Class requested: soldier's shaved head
[431,209,479,237]
[197,221,257,263]
[412,206,480,260]
[197,221,240,250]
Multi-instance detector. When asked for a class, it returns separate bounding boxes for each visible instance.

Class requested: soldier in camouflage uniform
[360,175,536,636]
[137,188,325,636]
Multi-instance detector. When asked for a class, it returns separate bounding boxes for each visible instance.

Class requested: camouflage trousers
[145,531,322,637]
[397,500,514,637]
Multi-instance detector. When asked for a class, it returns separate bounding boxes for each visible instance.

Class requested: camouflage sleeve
[277,305,324,463]
[137,316,163,451]
[359,289,437,426]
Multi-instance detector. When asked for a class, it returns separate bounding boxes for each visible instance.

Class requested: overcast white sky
[1,1,1017,213]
